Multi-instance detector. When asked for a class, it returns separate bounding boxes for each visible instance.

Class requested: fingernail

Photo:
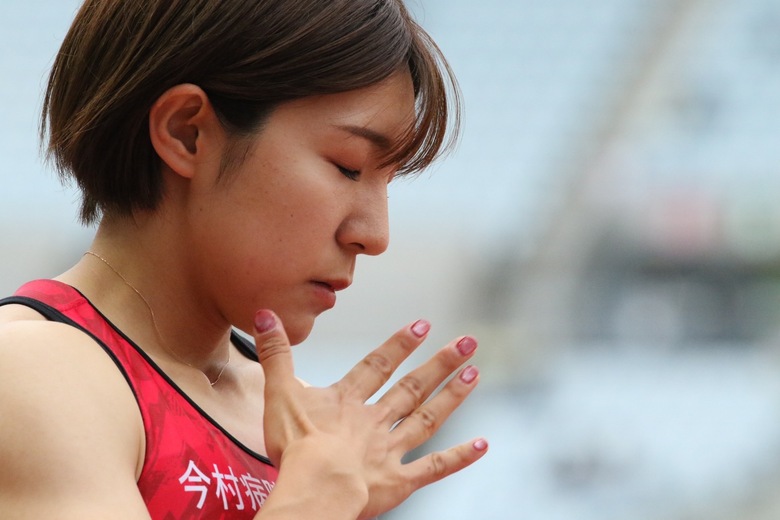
[456,336,478,356]
[460,365,479,384]
[473,438,488,451]
[254,309,276,333]
[411,319,430,338]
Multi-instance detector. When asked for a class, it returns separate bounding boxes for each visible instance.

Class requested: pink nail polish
[411,319,430,338]
[460,365,479,384]
[456,337,477,356]
[473,439,488,451]
[254,309,276,333]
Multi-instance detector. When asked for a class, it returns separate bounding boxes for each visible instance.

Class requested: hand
[253,309,488,519]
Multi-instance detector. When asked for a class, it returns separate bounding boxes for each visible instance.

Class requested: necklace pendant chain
[84,250,230,386]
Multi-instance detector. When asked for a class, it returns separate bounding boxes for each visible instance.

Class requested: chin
[286,328,310,346]
[234,311,314,346]
[280,314,316,346]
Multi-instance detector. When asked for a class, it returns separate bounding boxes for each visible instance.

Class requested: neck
[58,216,234,385]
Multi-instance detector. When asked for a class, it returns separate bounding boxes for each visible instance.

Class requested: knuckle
[360,352,394,379]
[392,329,421,353]
[446,347,467,368]
[428,451,448,479]
[398,336,418,353]
[455,443,473,465]
[446,376,473,399]
[372,402,397,424]
[257,337,290,360]
[411,407,438,436]
[396,375,425,405]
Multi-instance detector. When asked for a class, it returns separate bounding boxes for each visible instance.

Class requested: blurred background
[3,0,780,518]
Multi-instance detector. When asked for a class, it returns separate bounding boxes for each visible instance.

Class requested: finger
[392,365,480,448]
[404,437,489,490]
[375,336,478,423]
[253,309,294,386]
[335,319,431,399]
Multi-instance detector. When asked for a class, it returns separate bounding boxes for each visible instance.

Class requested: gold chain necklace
[84,251,230,386]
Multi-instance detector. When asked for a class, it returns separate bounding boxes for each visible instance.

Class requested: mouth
[312,279,351,292]
[309,279,349,310]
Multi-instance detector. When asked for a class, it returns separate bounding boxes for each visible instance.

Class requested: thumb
[253,309,294,384]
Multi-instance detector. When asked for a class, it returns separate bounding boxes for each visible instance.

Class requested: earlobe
[149,84,216,179]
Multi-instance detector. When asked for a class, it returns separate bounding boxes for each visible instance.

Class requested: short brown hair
[42,0,461,224]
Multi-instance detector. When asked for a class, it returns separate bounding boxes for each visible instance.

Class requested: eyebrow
[335,124,393,150]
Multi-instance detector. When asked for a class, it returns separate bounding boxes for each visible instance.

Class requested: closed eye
[337,165,361,181]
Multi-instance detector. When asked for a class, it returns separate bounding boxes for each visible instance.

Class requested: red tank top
[0,279,278,519]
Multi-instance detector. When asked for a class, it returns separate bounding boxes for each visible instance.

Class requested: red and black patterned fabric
[1,279,278,519]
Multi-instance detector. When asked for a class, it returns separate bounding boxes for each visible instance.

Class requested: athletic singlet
[0,279,278,519]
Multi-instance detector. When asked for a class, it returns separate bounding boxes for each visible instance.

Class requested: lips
[312,279,351,292]
[309,279,348,310]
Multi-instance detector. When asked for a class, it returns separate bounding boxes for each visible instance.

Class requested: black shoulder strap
[0,295,81,326]
[2,294,259,362]
[230,330,259,362]
[0,294,136,388]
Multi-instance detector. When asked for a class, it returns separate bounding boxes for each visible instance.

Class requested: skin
[0,70,488,519]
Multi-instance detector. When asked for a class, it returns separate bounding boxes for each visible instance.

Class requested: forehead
[275,70,416,146]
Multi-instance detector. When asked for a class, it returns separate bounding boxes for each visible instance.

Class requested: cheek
[200,198,329,292]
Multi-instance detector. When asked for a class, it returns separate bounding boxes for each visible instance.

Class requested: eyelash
[337,165,361,181]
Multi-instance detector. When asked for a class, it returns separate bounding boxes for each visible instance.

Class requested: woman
[0,0,487,518]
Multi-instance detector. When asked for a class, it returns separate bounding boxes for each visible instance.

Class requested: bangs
[382,22,461,176]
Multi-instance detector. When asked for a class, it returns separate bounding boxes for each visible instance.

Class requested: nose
[337,183,390,256]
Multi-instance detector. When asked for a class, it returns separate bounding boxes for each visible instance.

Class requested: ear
[149,84,223,180]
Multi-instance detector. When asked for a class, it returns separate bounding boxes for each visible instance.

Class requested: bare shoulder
[0,302,50,323]
[0,319,150,518]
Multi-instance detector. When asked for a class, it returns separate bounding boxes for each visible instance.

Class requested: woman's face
[184,71,416,344]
